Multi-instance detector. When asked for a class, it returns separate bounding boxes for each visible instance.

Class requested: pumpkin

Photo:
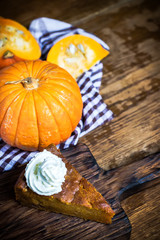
[0,60,83,151]
[47,34,109,79]
[0,18,41,69]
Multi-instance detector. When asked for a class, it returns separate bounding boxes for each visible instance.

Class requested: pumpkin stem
[5,77,39,90]
[22,77,39,90]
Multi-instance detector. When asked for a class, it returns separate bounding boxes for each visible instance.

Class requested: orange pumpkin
[0,18,41,69]
[47,35,109,79]
[0,60,83,151]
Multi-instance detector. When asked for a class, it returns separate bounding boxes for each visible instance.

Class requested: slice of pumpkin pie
[15,144,115,224]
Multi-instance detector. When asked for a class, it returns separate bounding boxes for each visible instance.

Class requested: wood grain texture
[81,90,160,170]
[0,143,160,240]
[121,184,160,240]
[78,0,160,170]
[0,0,130,27]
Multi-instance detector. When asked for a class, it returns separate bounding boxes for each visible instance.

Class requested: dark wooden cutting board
[0,143,160,240]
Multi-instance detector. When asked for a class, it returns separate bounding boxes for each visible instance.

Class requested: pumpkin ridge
[11,62,34,80]
[0,87,24,104]
[24,61,39,79]
[24,60,33,77]
[7,63,28,80]
[0,90,26,139]
[13,91,28,146]
[32,91,42,149]
[36,63,69,80]
[11,62,26,73]
[46,78,80,90]
[32,60,44,79]
[41,83,82,108]
[0,70,21,79]
[32,90,61,148]
[31,91,40,148]
[36,90,63,142]
[43,82,82,104]
[38,86,80,130]
[45,76,79,87]
[37,87,74,130]
[35,62,54,79]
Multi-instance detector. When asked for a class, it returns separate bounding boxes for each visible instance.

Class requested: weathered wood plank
[122,184,160,240]
[0,0,127,27]
[79,0,160,170]
[80,89,160,170]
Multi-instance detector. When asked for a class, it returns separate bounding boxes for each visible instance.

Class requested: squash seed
[77,44,85,54]
[66,43,77,55]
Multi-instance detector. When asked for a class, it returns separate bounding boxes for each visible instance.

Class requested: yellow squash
[0,17,41,69]
[47,35,109,79]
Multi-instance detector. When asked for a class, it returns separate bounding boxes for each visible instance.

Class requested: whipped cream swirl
[25,150,67,196]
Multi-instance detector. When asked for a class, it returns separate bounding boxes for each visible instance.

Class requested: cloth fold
[0,17,113,172]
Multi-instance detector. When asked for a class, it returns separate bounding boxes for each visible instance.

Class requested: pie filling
[15,144,115,224]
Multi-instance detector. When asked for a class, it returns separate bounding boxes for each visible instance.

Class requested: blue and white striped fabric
[0,17,113,172]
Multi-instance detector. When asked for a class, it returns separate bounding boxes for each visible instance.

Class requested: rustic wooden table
[1,0,160,239]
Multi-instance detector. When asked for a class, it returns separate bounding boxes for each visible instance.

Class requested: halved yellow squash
[0,17,41,69]
[47,35,109,79]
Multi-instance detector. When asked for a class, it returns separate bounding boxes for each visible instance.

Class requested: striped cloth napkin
[0,17,113,172]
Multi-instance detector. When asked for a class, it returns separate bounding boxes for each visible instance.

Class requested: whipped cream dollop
[25,150,67,196]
